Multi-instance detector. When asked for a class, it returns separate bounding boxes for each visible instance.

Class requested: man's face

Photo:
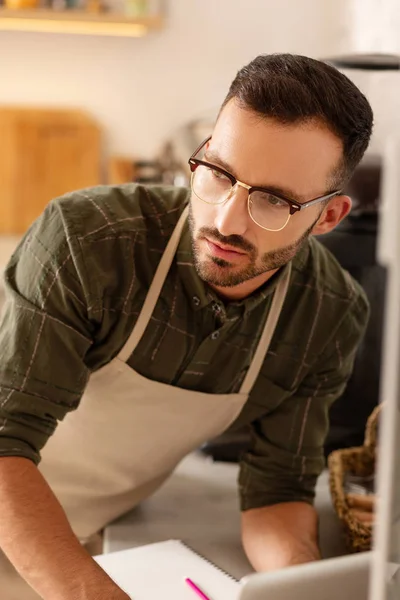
[189,99,350,296]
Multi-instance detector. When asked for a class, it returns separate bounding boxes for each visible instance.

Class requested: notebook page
[95,539,241,600]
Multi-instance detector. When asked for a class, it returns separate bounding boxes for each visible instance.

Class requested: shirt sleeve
[238,289,370,510]
[0,199,94,464]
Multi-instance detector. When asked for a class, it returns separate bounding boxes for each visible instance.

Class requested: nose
[214,184,249,237]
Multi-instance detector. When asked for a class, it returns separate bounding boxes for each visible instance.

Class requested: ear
[311,195,352,236]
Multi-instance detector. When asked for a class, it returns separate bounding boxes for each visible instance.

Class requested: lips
[205,239,247,261]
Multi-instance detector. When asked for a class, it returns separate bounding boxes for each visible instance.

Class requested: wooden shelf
[0,8,163,37]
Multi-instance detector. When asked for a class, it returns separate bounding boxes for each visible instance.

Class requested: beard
[188,203,317,288]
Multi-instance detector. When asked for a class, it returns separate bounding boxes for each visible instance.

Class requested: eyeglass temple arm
[190,135,212,159]
[299,191,341,210]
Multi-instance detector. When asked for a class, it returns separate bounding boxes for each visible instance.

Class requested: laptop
[239,551,371,600]
[236,138,400,600]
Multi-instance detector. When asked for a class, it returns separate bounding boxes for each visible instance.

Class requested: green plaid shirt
[0,184,369,510]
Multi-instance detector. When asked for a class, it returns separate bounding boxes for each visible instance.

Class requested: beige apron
[39,206,291,540]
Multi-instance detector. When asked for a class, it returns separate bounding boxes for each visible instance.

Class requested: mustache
[197,227,255,254]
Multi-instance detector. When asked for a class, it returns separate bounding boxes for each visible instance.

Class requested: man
[0,53,372,600]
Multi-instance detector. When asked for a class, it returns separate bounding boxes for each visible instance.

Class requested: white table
[103,452,348,580]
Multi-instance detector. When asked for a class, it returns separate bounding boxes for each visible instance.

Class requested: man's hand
[0,457,130,600]
[241,502,320,572]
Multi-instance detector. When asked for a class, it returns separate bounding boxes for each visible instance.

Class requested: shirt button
[211,331,220,340]
[192,296,200,307]
[212,302,221,314]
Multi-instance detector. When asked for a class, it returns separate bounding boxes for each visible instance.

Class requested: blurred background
[0,0,399,234]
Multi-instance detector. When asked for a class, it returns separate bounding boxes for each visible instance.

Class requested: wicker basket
[328,404,381,553]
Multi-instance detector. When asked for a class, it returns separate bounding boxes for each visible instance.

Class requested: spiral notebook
[95,539,241,600]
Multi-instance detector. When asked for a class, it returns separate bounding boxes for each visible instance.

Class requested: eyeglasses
[188,136,341,232]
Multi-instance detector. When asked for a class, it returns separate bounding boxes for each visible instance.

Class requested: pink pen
[185,577,213,600]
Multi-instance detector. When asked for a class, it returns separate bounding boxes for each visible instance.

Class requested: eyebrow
[203,148,306,203]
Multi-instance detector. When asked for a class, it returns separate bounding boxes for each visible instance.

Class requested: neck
[209,268,280,301]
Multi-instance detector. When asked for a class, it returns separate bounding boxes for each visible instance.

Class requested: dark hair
[222,53,374,188]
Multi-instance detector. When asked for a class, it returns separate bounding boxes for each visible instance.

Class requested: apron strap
[239,262,291,395]
[118,205,189,363]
